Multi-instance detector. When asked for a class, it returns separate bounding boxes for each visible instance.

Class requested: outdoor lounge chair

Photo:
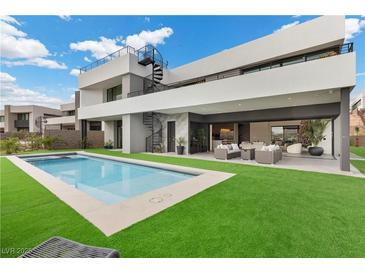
[287,143,302,154]
[19,236,120,258]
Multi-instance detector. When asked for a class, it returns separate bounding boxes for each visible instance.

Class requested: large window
[271,125,299,144]
[17,113,29,120]
[271,127,284,143]
[0,116,4,122]
[106,85,122,102]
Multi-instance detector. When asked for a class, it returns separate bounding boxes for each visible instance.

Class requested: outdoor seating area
[214,142,283,164]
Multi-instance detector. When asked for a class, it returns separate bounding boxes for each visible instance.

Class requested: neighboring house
[45,94,102,132]
[77,16,356,171]
[350,92,365,136]
[45,102,77,130]
[0,110,4,133]
[0,105,62,134]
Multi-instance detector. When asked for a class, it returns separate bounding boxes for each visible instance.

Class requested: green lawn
[1,148,365,258]
[351,160,365,175]
[351,146,365,159]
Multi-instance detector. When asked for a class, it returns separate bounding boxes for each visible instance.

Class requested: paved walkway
[350,152,365,161]
[149,152,365,178]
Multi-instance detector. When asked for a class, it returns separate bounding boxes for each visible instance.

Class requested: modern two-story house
[77,16,356,171]
[0,105,62,134]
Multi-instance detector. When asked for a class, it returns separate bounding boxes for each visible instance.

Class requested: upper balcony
[78,45,168,90]
[45,116,75,125]
[14,120,29,128]
[78,50,355,120]
[127,43,354,98]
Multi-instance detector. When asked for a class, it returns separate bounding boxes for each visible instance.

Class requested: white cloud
[70,36,123,59]
[0,71,16,83]
[59,15,71,21]
[345,18,365,41]
[0,15,21,25]
[144,16,151,23]
[0,20,26,37]
[69,27,174,59]
[125,27,174,49]
[356,72,365,77]
[274,21,300,33]
[69,69,80,76]
[2,58,67,69]
[0,72,65,109]
[83,56,92,62]
[0,16,66,69]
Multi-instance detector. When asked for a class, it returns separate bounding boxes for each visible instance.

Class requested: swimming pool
[24,154,195,205]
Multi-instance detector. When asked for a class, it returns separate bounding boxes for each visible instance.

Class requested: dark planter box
[176,146,185,155]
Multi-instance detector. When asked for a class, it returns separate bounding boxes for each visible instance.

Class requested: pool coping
[8,151,235,236]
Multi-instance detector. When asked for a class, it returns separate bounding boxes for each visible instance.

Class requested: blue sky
[1,15,364,109]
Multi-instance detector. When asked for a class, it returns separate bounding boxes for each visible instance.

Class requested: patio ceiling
[157,88,341,115]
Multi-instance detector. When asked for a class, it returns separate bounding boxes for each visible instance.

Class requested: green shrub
[0,137,20,154]
[42,136,58,150]
[26,133,43,150]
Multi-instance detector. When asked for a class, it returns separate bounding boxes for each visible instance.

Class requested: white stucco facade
[76,16,356,170]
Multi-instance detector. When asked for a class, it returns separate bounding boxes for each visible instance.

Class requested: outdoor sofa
[214,144,241,160]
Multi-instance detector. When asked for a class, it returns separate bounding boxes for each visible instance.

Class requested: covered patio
[152,151,364,178]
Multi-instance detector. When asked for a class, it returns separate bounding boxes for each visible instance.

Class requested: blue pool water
[24,154,194,205]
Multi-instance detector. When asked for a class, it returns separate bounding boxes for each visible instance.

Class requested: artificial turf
[350,146,365,159]
[351,160,365,175]
[1,148,365,258]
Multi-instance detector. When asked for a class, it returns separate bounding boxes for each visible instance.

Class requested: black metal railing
[79,46,136,73]
[126,42,354,98]
[136,44,168,68]
[79,44,169,74]
[127,77,169,98]
[14,120,29,128]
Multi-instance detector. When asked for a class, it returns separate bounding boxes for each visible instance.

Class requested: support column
[81,119,87,149]
[340,88,350,171]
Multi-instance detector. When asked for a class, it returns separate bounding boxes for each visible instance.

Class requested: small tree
[355,126,360,147]
[303,119,330,146]
[176,136,186,147]
[298,121,311,147]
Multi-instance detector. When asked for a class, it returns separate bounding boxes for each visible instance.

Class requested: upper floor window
[0,116,4,122]
[107,85,122,102]
[17,113,29,120]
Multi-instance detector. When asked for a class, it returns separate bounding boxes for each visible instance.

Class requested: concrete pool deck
[7,151,234,236]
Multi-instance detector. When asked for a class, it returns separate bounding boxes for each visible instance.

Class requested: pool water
[24,154,194,205]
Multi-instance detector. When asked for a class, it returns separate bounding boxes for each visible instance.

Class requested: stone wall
[44,129,104,149]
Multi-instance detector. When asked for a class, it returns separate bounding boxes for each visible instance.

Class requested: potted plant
[176,136,186,155]
[355,126,360,147]
[104,140,113,149]
[304,119,329,156]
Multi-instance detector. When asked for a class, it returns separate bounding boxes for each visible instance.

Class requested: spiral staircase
[137,45,166,152]
[143,112,162,153]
